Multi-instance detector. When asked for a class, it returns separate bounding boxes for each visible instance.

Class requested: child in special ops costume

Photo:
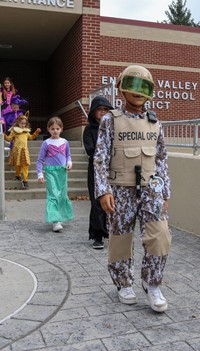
[94,65,171,312]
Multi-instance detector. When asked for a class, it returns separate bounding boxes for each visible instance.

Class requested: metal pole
[0,104,5,220]
[75,100,88,119]
[193,122,199,156]
[111,81,116,108]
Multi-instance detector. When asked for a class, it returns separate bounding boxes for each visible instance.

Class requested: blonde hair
[47,116,63,130]
[12,111,30,129]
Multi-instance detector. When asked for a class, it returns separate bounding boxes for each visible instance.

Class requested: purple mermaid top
[37,137,72,179]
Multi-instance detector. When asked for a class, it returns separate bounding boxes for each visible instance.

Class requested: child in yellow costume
[4,112,41,189]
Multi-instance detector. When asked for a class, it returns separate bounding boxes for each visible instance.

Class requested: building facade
[0,0,200,140]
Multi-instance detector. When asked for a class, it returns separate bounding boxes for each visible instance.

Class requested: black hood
[88,96,114,123]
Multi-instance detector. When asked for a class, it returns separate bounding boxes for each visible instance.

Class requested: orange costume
[4,126,40,182]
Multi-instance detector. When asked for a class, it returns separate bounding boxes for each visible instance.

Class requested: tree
[163,0,200,27]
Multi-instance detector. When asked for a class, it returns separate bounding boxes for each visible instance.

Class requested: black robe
[83,117,108,241]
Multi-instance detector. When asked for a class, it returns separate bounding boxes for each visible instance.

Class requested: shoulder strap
[147,110,157,123]
[111,109,157,122]
[110,109,124,118]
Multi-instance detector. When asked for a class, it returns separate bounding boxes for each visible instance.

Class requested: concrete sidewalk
[0,199,200,351]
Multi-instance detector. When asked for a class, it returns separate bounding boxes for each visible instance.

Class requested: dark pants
[88,162,108,241]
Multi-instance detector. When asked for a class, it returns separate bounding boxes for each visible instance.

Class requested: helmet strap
[124,97,146,114]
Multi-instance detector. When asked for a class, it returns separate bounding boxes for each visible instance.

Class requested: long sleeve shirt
[37,137,72,179]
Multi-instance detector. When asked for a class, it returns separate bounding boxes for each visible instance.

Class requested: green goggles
[121,76,154,98]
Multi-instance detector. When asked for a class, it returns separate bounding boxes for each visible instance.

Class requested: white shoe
[118,287,137,305]
[142,281,168,312]
[53,222,63,232]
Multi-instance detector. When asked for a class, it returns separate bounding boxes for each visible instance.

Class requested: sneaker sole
[53,226,63,232]
[151,303,168,313]
[118,293,137,305]
[21,182,28,189]
[93,246,104,249]
[142,282,168,312]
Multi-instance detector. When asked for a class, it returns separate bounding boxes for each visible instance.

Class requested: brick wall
[100,65,200,121]
[83,0,100,8]
[101,37,200,69]
[47,17,82,113]
[2,6,200,135]
[47,0,101,130]
[100,21,200,121]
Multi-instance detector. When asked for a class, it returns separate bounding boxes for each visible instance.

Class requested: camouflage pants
[107,185,171,289]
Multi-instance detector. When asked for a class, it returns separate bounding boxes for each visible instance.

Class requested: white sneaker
[118,287,137,305]
[142,281,168,312]
[53,222,63,232]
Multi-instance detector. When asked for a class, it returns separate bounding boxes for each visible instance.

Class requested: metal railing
[75,100,88,119]
[0,96,10,220]
[0,122,5,220]
[76,82,116,121]
[89,82,115,110]
[162,119,200,155]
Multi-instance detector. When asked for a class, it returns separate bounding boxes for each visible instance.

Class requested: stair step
[5,178,87,189]
[5,188,89,200]
[12,154,88,162]
[5,169,87,180]
[4,140,88,200]
[5,161,88,171]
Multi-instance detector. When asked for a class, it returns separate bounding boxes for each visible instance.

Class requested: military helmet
[117,65,154,100]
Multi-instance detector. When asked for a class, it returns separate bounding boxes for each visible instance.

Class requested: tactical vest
[108,109,160,186]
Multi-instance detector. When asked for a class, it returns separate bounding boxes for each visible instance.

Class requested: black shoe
[22,181,29,189]
[93,240,104,249]
[15,176,22,181]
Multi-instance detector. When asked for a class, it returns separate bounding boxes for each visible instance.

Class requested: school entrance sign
[89,82,115,109]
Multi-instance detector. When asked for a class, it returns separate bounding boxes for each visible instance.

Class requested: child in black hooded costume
[83,96,114,249]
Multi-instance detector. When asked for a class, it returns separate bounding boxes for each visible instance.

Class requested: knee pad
[143,220,171,256]
[108,232,134,263]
